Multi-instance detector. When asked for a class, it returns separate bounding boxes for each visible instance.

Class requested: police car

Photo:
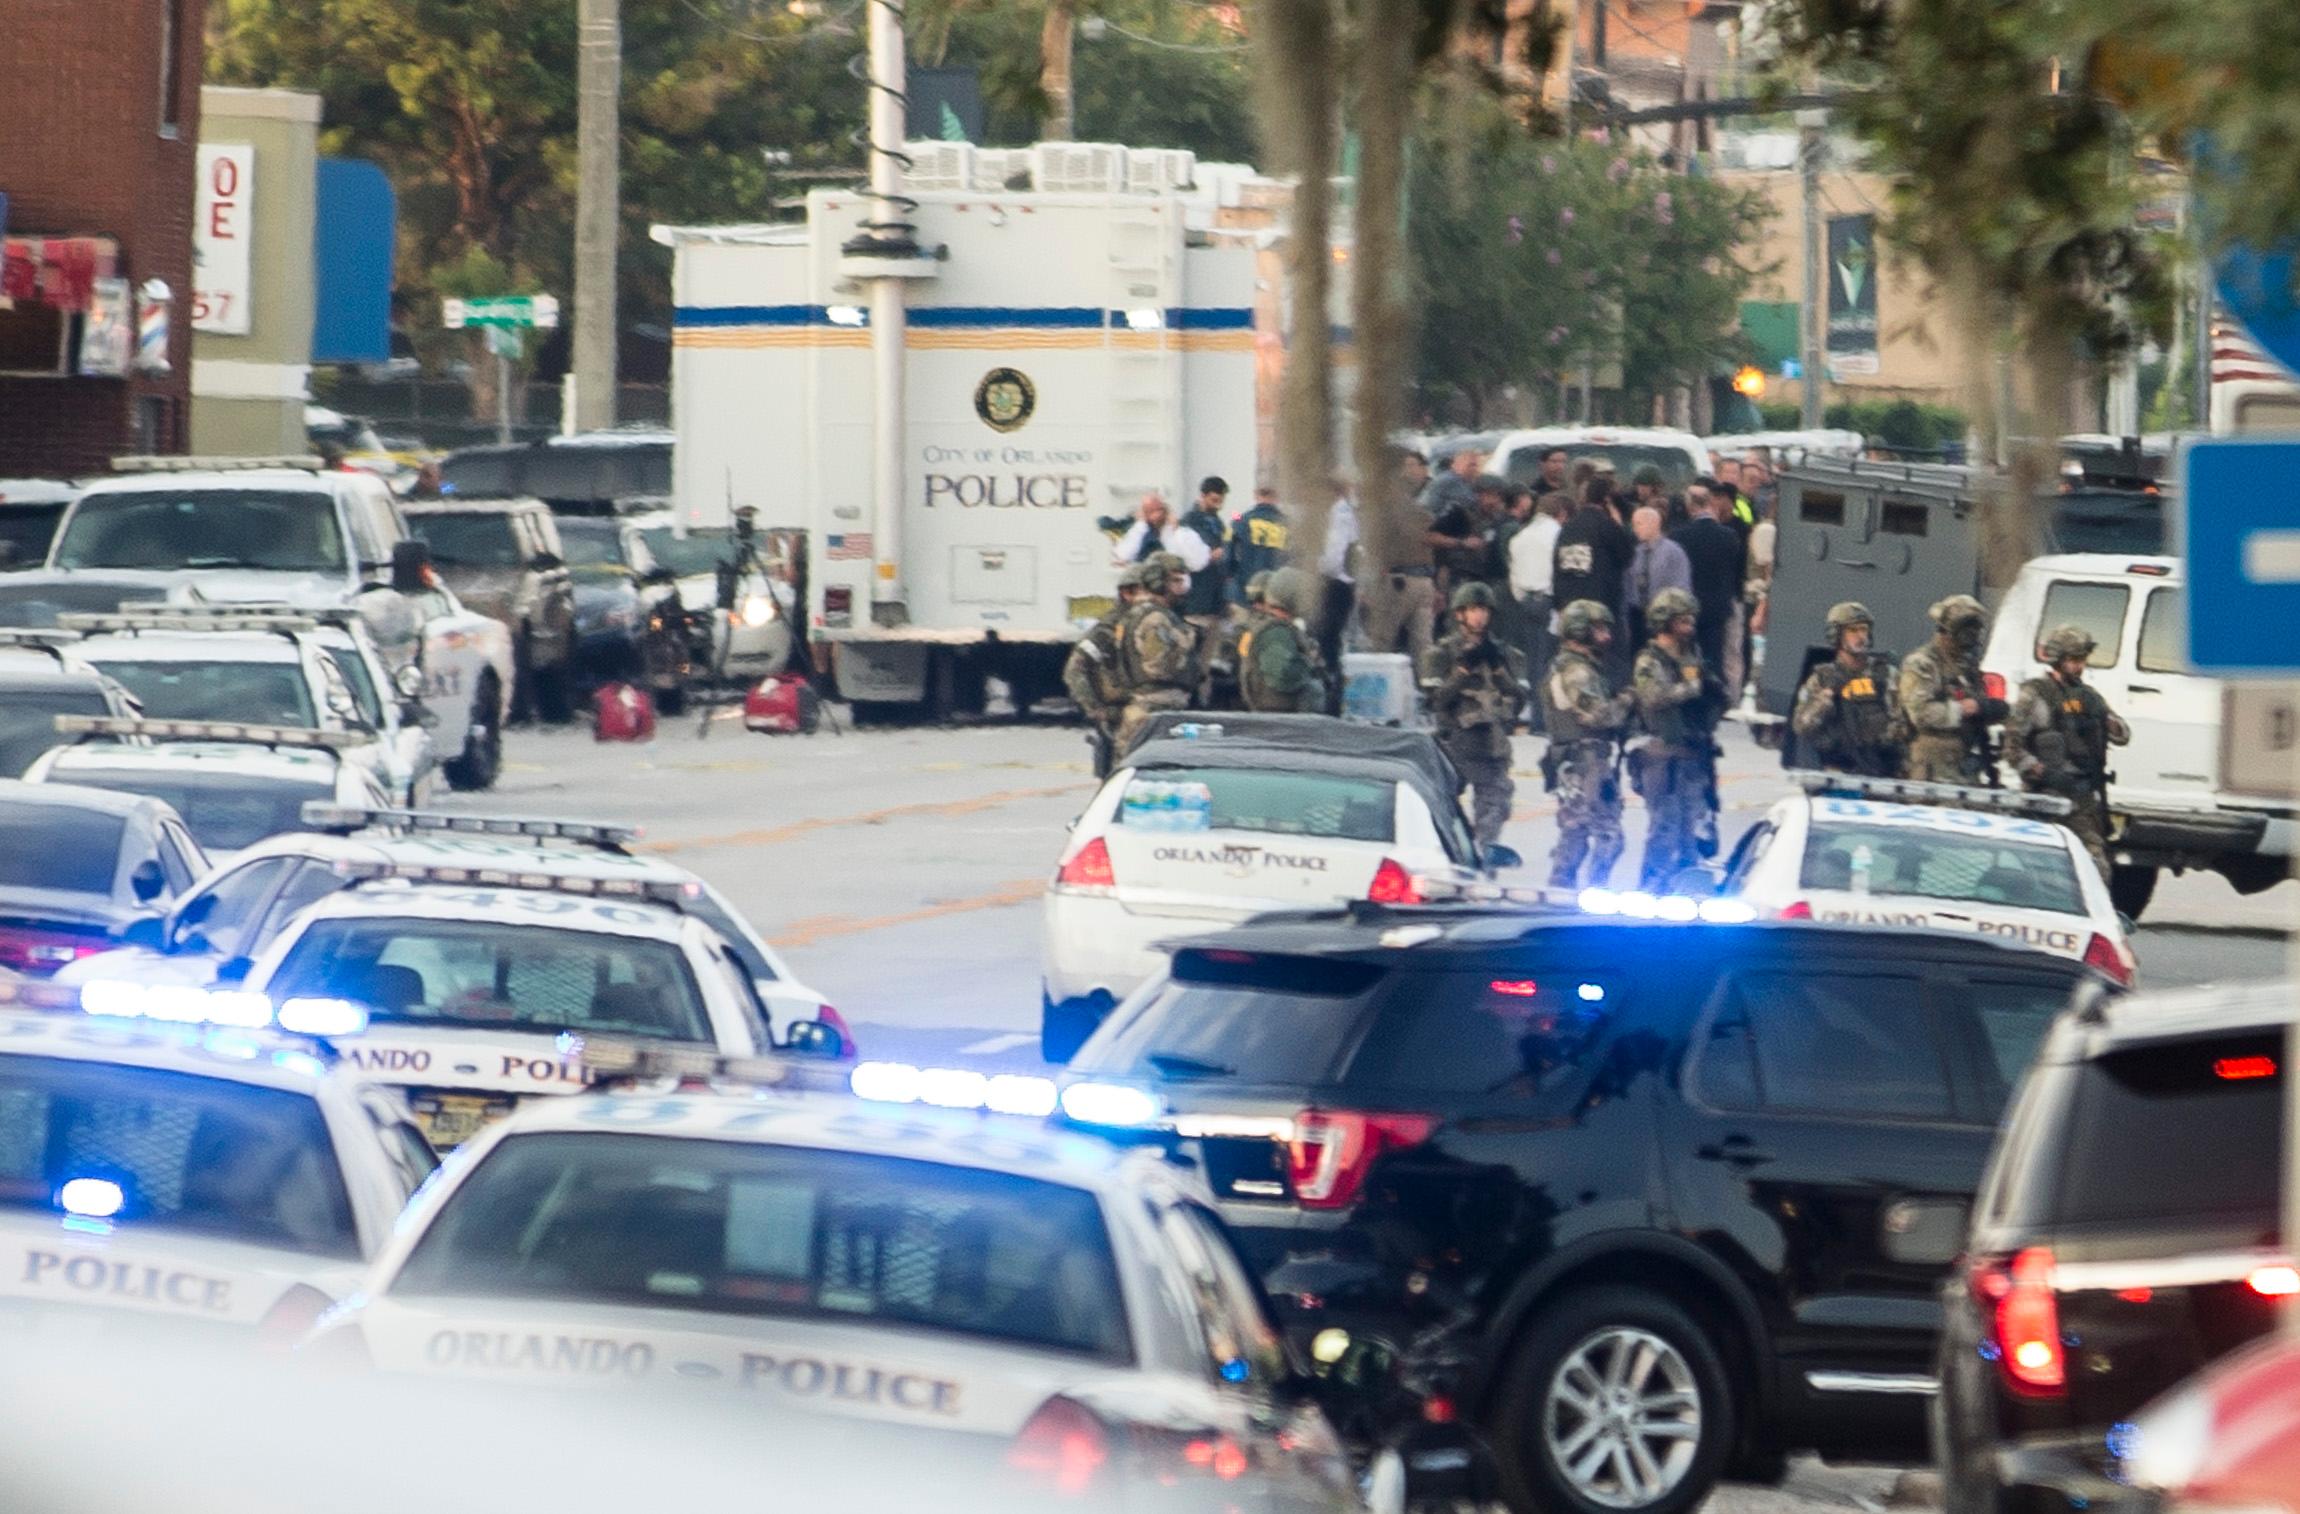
[0,975,433,1348]
[237,852,848,1150]
[1042,714,1509,1061]
[0,627,141,778]
[1715,772,2136,983]
[25,717,394,865]
[60,608,432,805]
[304,1069,1361,1513]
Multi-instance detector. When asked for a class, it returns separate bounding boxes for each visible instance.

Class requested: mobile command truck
[658,158,1260,718]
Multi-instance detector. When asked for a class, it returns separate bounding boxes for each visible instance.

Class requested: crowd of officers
[1066,462,2129,891]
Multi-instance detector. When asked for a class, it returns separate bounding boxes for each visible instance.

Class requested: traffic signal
[1732,365,1766,399]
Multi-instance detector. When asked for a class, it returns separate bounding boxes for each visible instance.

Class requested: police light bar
[0,976,366,1040]
[1791,769,2075,819]
[577,1038,790,1088]
[850,1061,1060,1118]
[54,714,367,751]
[1407,873,1760,923]
[161,602,365,631]
[58,610,319,636]
[111,454,325,473]
[298,802,640,849]
[0,628,84,650]
[330,857,697,904]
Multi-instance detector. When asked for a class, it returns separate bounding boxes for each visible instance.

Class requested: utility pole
[573,0,621,433]
[1798,108,1826,429]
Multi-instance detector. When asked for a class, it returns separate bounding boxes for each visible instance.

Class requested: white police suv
[1716,772,2135,983]
[0,976,432,1348]
[305,1068,1361,1513]
[238,854,846,1150]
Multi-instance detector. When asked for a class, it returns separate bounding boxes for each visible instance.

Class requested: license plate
[416,1095,508,1150]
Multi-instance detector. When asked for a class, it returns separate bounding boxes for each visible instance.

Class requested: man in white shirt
[1110,492,1212,573]
[1509,488,1563,731]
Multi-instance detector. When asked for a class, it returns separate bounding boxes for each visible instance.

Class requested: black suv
[1063,908,2101,1514]
[1935,979,2289,1512]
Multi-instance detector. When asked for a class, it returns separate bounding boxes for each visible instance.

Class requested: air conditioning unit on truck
[657,165,1259,717]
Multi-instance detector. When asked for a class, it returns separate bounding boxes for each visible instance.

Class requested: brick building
[0,0,206,476]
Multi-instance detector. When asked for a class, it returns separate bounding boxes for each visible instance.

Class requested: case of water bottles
[1121,779,1214,832]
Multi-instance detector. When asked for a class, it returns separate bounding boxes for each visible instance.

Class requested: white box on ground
[1342,652,1420,727]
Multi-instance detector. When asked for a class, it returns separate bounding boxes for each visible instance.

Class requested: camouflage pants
[2059,792,2111,879]
[1114,689,1191,753]
[1549,747,1624,890]
[1637,752,1709,890]
[1903,734,1971,784]
[1453,751,1516,849]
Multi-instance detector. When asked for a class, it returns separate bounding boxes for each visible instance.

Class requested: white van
[1981,553,2293,916]
[1487,425,1714,494]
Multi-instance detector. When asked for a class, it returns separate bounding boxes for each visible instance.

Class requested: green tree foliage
[1410,113,1773,425]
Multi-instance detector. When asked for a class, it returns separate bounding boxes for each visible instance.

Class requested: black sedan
[0,780,205,975]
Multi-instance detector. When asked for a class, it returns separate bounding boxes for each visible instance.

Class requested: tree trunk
[1254,0,1339,586]
[1040,0,1077,142]
[1348,0,1418,615]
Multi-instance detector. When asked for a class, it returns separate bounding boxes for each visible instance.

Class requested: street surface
[453,709,2289,1514]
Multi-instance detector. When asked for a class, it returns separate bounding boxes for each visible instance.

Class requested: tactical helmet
[1266,566,1315,618]
[1930,594,1987,631]
[1245,570,1274,604]
[2040,623,2096,661]
[1117,561,1152,592]
[1647,586,1699,624]
[1558,599,1615,643]
[1825,601,1874,642]
[1450,581,1498,613]
[1147,551,1188,586]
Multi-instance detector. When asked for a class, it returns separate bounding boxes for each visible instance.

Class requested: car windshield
[0,1056,355,1258]
[1120,766,1396,843]
[1799,822,2086,915]
[0,503,68,570]
[1502,443,1701,491]
[391,1132,1131,1360]
[0,682,112,777]
[1076,954,1389,1083]
[84,659,315,727]
[409,513,523,568]
[53,490,348,574]
[267,915,713,1041]
[554,521,629,573]
[321,646,385,728]
[638,527,731,578]
[64,770,330,855]
[0,801,123,895]
[2052,1034,2284,1231]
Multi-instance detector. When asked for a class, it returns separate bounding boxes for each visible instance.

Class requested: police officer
[1238,567,1327,714]
[1897,594,2008,784]
[2005,624,2130,877]
[1632,586,1721,888]
[1114,551,1199,751]
[1544,599,1635,889]
[1064,563,1147,775]
[1421,581,1526,848]
[1202,571,1271,712]
[1791,601,1903,776]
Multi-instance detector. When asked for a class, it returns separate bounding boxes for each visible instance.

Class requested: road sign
[442,294,559,331]
[2177,436,2300,675]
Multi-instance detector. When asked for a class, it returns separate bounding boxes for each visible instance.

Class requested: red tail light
[1977,1247,2065,1396]
[1008,1395,1110,1495]
[1287,1110,1437,1209]
[1983,672,2007,702]
[257,1284,337,1354]
[2083,932,2134,986]
[1181,1433,1251,1480]
[1054,837,1116,895]
[1366,858,1421,905]
[1777,900,1813,920]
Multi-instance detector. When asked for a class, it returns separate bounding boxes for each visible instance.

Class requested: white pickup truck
[1982,553,2293,916]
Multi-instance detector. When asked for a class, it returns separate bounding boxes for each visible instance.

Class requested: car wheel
[443,673,503,791]
[1493,1287,1733,1514]
[2107,864,2158,920]
[1040,989,1108,1064]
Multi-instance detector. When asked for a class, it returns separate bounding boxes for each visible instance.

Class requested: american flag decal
[2211,309,2300,393]
[824,533,874,561]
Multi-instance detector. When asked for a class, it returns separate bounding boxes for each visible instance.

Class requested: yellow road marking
[768,878,1044,948]
[642,783,1088,855]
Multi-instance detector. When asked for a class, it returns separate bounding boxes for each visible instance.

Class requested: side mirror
[1481,843,1523,871]
[214,956,254,986]
[129,859,166,903]
[394,663,426,700]
[530,552,563,572]
[1880,1196,1968,1266]
[116,915,166,951]
[781,1019,846,1060]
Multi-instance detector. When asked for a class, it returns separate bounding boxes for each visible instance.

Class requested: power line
[1085,16,1248,53]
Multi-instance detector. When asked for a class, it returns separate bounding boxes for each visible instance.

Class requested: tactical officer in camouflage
[1421,581,1527,847]
[1543,599,1635,889]
[1632,586,1722,888]
[1065,563,1148,776]
[1896,594,2007,783]
[1791,601,1903,776]
[1114,551,1200,750]
[2006,623,2130,877]
[1239,567,1327,714]
[1204,571,1274,712]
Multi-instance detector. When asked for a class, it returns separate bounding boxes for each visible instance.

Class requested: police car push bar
[1790,769,2075,819]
